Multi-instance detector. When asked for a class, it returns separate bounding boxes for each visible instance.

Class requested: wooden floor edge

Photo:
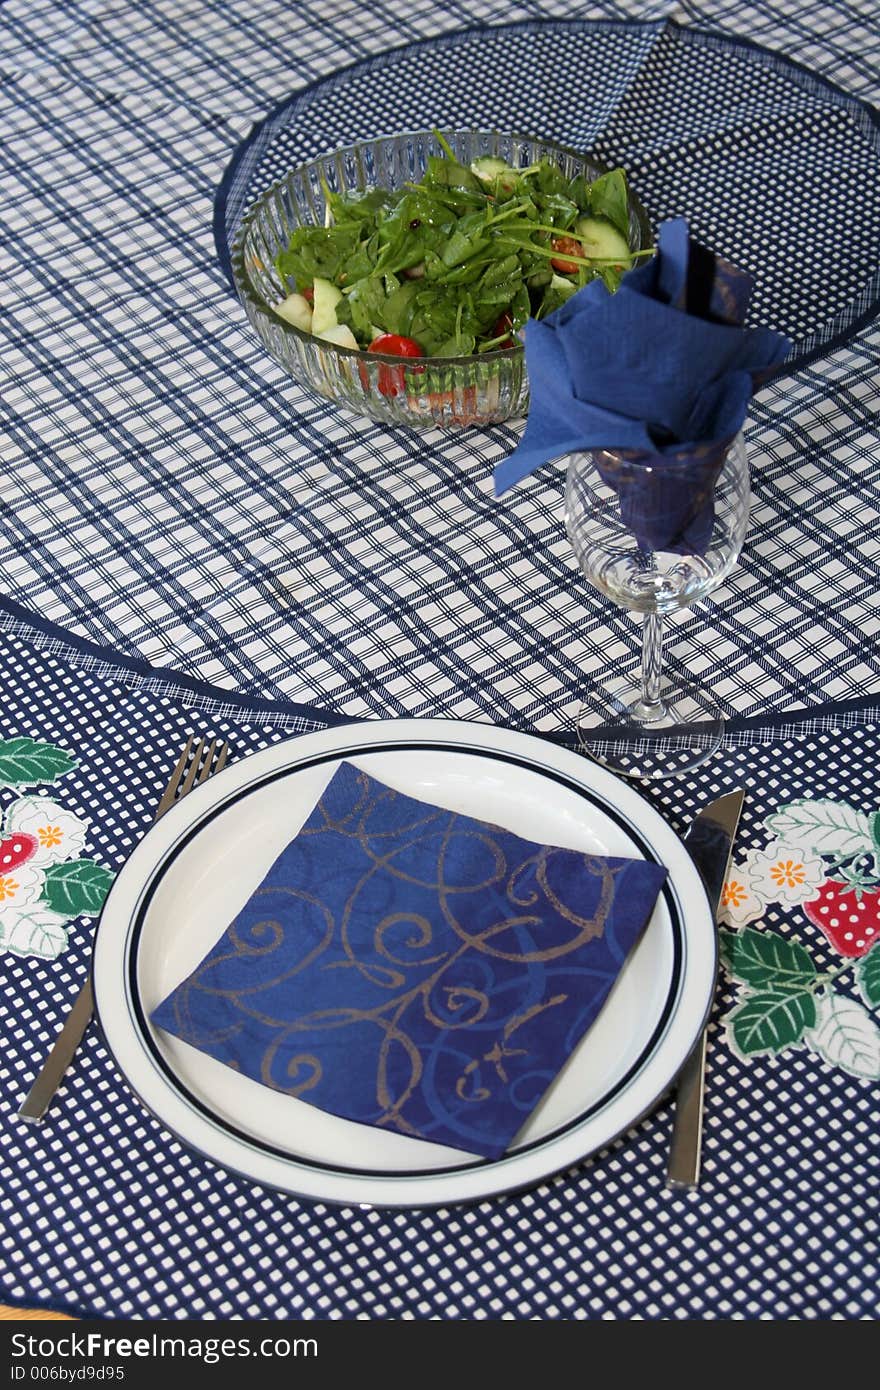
[0,1305,73,1320]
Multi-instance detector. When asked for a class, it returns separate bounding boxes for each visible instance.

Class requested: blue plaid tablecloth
[1,0,879,1323]
[0,0,878,734]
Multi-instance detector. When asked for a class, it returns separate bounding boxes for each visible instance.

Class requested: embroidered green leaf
[765,799,873,859]
[726,989,816,1057]
[805,993,880,1079]
[870,811,880,857]
[0,738,76,788]
[41,859,113,917]
[0,905,70,959]
[720,927,817,991]
[856,941,880,1009]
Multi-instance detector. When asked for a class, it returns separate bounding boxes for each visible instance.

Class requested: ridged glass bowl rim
[229,128,655,370]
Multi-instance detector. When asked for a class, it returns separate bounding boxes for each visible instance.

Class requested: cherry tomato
[549,235,581,275]
[301,285,314,304]
[492,312,514,348]
[361,333,425,397]
[368,334,423,358]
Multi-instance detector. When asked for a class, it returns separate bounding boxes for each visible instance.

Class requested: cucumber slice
[273,292,312,332]
[316,322,359,349]
[574,216,632,268]
[470,155,518,195]
[549,273,577,298]
[470,156,513,182]
[311,277,343,335]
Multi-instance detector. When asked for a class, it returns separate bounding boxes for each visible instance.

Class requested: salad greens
[271,134,646,356]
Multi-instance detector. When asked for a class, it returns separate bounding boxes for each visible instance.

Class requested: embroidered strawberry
[0,831,38,874]
[803,880,880,958]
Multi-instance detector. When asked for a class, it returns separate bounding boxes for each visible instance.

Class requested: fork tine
[196,738,218,784]
[180,738,206,797]
[154,734,194,821]
[199,739,228,781]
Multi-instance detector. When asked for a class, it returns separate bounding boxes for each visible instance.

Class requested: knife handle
[666,789,744,1188]
[17,978,95,1123]
[666,1030,708,1188]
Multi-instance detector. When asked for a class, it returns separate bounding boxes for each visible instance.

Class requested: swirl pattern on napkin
[152,762,667,1157]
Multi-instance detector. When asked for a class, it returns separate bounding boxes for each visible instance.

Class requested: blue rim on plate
[91,719,716,1208]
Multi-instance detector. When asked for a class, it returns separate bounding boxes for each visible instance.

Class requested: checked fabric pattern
[0,0,878,734]
[0,613,877,1321]
[217,20,880,358]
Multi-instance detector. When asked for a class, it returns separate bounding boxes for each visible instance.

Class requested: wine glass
[564,432,750,779]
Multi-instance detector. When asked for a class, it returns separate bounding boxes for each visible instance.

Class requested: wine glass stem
[635,612,667,723]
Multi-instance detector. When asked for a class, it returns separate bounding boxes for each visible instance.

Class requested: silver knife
[666,788,745,1189]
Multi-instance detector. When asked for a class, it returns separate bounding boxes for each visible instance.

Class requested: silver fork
[17,735,229,1123]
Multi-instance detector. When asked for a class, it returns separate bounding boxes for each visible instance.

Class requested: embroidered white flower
[0,902,69,959]
[744,840,826,907]
[0,862,45,909]
[4,796,88,866]
[718,867,766,927]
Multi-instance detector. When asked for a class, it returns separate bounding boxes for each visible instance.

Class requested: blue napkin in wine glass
[151,761,668,1159]
[494,218,792,554]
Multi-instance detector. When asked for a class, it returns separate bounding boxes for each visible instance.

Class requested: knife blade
[666,788,745,1190]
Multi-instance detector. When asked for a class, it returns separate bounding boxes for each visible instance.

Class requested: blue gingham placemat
[0,609,878,1321]
[0,0,879,737]
[215,17,880,369]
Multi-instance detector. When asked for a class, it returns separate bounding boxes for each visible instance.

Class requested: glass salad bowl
[230,129,654,429]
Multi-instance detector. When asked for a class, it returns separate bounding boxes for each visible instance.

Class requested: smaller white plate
[93,720,714,1207]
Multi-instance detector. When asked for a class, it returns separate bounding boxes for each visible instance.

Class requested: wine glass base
[574,673,725,780]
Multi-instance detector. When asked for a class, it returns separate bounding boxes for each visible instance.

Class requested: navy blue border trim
[212,15,880,379]
[720,694,880,735]
[2,586,878,743]
[113,740,685,1204]
[0,589,352,728]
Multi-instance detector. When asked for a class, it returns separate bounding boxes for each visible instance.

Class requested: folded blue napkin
[494,218,792,553]
[151,761,668,1159]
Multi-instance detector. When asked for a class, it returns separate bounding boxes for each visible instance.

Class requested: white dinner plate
[92,719,715,1207]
